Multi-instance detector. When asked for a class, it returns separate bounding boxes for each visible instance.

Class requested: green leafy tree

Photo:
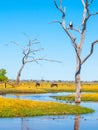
[0,69,8,82]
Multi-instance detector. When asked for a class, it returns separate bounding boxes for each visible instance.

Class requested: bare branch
[66,27,81,34]
[50,21,76,44]
[25,56,40,64]
[25,58,61,64]
[40,58,61,63]
[81,0,98,28]
[30,48,44,53]
[54,0,65,19]
[11,41,25,51]
[54,0,76,44]
[27,40,40,47]
[81,40,98,65]
[88,0,94,5]
[61,26,76,43]
[82,7,87,26]
[89,12,98,17]
[81,0,85,7]
[79,0,90,49]
[60,0,62,9]
[49,20,62,24]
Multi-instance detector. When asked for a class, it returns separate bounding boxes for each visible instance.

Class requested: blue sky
[0,0,98,81]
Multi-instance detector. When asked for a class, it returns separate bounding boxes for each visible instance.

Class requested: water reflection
[74,115,80,130]
[1,93,98,130]
[21,118,29,130]
[2,92,72,103]
[20,115,81,130]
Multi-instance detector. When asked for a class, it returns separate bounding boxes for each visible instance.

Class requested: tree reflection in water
[21,118,29,130]
[21,115,80,130]
[74,115,80,130]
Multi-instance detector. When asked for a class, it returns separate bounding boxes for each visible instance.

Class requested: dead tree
[53,0,98,103]
[15,39,45,84]
[12,38,60,85]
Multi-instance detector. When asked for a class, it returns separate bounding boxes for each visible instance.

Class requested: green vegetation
[1,81,98,94]
[55,93,98,102]
[0,82,97,117]
[0,69,8,82]
[0,97,94,117]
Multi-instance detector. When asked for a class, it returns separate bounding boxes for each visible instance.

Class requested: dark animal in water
[51,83,58,88]
[35,82,40,87]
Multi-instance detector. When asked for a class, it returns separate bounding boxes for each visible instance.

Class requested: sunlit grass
[55,93,98,102]
[0,97,94,117]
[0,82,96,117]
[0,81,98,94]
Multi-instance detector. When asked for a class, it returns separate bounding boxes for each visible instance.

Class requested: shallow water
[1,92,98,130]
[3,92,70,102]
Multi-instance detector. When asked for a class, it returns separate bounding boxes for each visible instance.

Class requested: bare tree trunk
[16,64,25,85]
[75,49,81,103]
[75,71,81,103]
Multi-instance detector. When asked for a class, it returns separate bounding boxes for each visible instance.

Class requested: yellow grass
[55,93,98,101]
[0,97,94,117]
[0,81,98,94]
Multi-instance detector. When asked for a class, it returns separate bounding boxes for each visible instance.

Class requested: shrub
[0,69,8,82]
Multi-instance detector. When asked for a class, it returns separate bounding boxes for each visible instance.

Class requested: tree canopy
[0,69,8,82]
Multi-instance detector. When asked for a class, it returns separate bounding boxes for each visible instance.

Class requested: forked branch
[54,0,76,44]
[80,0,98,49]
[81,40,98,65]
[66,27,81,34]
[54,0,65,19]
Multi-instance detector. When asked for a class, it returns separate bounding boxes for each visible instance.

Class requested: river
[0,92,98,130]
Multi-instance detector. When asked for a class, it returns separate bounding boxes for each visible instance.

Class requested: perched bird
[69,21,73,29]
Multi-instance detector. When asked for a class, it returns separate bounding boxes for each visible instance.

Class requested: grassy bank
[55,93,98,102]
[0,97,94,117]
[1,81,98,94]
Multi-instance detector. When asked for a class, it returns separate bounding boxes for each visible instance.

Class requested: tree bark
[75,72,81,103]
[75,47,81,103]
[16,64,25,85]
